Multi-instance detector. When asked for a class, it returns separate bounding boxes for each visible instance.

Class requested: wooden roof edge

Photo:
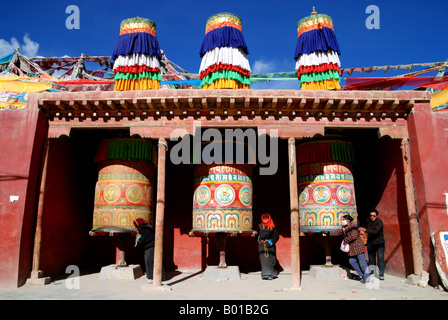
[33,89,432,106]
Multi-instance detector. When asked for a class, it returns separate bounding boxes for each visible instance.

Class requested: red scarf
[133,218,148,228]
[261,214,275,231]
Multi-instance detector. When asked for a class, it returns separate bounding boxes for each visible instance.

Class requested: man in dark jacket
[362,209,385,280]
[134,218,166,283]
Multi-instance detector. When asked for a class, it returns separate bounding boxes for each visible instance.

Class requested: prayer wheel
[192,140,254,233]
[91,138,156,234]
[297,138,357,232]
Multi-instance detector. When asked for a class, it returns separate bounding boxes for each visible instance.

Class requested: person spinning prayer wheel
[255,214,279,280]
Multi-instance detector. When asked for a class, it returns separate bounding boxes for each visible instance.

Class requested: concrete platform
[309,264,347,280]
[202,266,241,281]
[99,264,143,280]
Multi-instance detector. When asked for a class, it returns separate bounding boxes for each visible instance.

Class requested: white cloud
[251,58,299,89]
[0,34,39,58]
[252,59,276,74]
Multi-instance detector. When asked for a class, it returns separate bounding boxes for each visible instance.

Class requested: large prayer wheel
[297,138,357,232]
[91,138,155,233]
[192,139,254,233]
[192,163,253,233]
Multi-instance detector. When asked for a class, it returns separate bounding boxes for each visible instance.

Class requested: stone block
[202,266,241,281]
[99,264,143,280]
[309,265,347,280]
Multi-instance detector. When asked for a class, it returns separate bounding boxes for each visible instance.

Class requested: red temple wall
[0,108,47,288]
[2,101,448,288]
[407,103,448,285]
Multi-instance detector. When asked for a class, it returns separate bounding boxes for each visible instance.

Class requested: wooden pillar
[153,138,167,287]
[401,138,424,275]
[288,137,301,288]
[30,139,51,284]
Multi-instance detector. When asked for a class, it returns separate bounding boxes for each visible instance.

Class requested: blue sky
[1,0,447,89]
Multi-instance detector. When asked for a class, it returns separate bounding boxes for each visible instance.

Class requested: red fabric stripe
[200,63,250,79]
[113,65,160,74]
[297,63,340,77]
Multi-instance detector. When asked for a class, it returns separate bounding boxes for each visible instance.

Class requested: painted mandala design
[239,185,252,206]
[196,185,211,206]
[312,185,331,204]
[215,184,235,205]
[337,186,351,203]
[104,184,120,203]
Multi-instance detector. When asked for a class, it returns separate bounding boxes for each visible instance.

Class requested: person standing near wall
[324,214,369,283]
[256,214,280,280]
[133,218,166,283]
[361,209,385,280]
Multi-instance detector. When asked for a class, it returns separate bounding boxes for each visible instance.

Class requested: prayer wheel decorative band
[91,138,156,233]
[296,139,357,232]
[192,163,253,233]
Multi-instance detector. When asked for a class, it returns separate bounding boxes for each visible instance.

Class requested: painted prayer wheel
[297,139,357,232]
[192,163,253,233]
[192,139,255,233]
[91,138,156,233]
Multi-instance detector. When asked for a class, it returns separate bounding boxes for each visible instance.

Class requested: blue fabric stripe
[112,33,162,60]
[199,26,249,57]
[294,27,341,58]
[0,52,15,64]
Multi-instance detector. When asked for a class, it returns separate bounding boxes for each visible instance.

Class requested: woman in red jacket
[327,214,369,283]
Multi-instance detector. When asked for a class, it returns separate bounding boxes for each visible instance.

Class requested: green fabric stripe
[114,71,162,81]
[106,140,153,162]
[200,70,252,86]
[330,142,356,164]
[299,70,341,83]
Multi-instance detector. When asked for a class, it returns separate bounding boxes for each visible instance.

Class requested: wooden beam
[288,137,301,289]
[324,99,334,109]
[230,98,235,108]
[153,138,168,288]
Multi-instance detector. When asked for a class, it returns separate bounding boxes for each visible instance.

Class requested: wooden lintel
[146,98,154,109]
[107,100,116,110]
[55,101,66,110]
[324,99,334,109]
[173,97,180,108]
[161,98,167,109]
[350,99,359,110]
[374,99,384,110]
[94,101,105,110]
[132,99,141,109]
[406,99,415,108]
[390,99,400,110]
[202,98,208,108]
[244,97,250,108]
[120,100,129,109]
[70,100,79,110]
[364,99,373,110]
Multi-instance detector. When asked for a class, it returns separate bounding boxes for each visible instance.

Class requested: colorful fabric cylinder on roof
[112,17,162,91]
[295,7,341,90]
[199,13,251,89]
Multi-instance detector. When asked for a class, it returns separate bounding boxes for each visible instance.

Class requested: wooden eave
[34,89,431,120]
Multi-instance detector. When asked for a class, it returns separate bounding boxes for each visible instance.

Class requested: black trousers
[258,244,278,279]
[144,247,166,279]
